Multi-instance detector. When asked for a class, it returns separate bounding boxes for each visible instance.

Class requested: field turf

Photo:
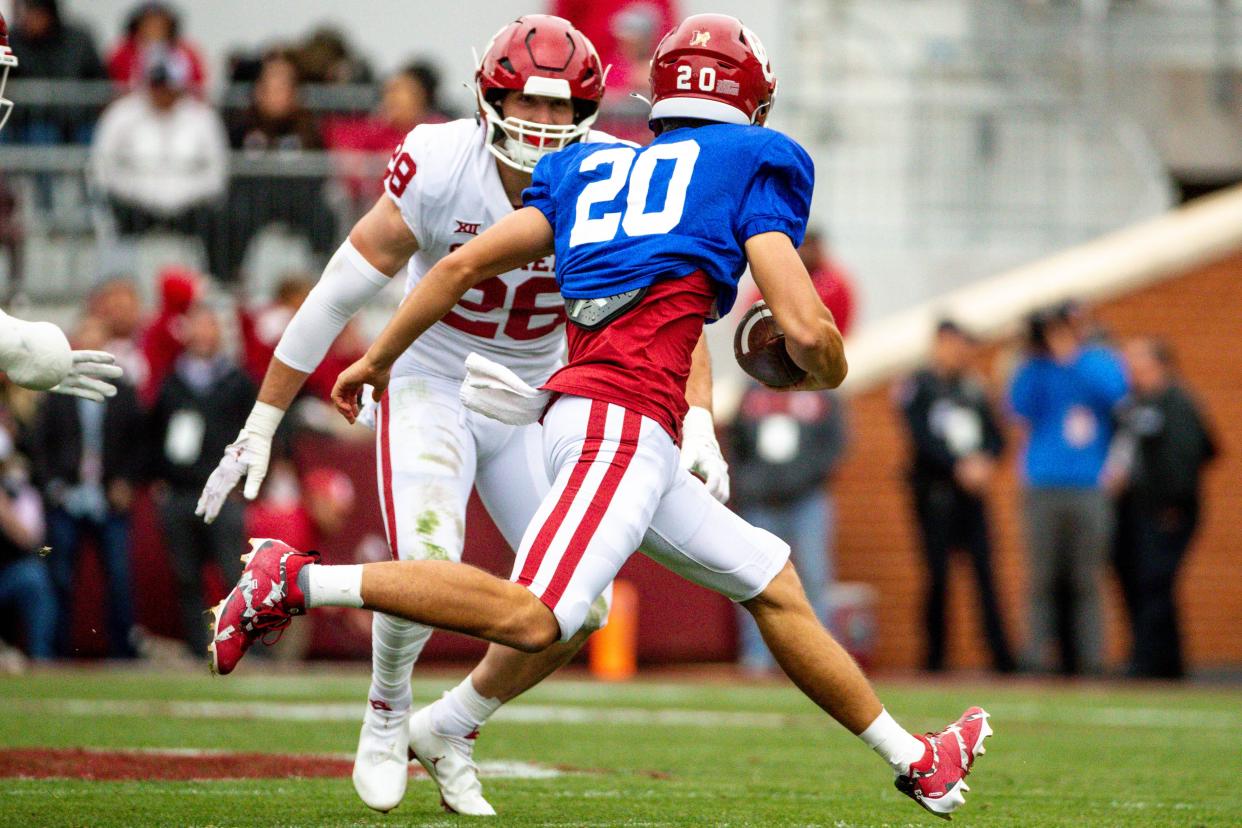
[0,666,1236,827]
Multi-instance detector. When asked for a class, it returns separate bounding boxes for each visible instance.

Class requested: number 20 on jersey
[569,140,700,248]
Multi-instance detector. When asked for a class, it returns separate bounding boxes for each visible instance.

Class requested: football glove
[48,351,124,402]
[680,405,730,503]
[195,401,283,523]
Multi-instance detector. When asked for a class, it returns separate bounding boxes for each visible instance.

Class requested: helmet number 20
[568,141,701,247]
[676,64,718,92]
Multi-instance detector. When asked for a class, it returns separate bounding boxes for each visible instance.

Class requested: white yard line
[18,698,1242,731]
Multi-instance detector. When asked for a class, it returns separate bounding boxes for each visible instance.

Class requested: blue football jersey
[523,123,813,317]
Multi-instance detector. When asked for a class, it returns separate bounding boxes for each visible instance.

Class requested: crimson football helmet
[475,15,606,172]
[648,14,776,128]
[0,12,16,133]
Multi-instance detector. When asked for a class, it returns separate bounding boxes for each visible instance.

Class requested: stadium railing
[0,143,390,303]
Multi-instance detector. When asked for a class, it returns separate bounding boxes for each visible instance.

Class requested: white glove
[680,405,730,503]
[0,313,123,401]
[459,352,550,426]
[195,401,284,524]
[356,385,378,430]
[48,351,124,402]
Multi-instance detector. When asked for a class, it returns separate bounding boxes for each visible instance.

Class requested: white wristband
[245,400,285,440]
[273,239,391,373]
[683,405,715,435]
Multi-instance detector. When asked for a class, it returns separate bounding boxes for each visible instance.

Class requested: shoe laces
[247,608,295,646]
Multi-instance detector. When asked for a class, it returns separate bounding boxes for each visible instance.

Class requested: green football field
[0,665,1236,827]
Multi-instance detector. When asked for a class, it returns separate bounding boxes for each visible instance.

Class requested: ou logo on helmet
[740,25,775,86]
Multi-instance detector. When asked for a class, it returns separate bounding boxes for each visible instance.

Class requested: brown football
[733,300,808,388]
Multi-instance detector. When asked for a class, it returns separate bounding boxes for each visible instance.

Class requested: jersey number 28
[568,140,700,247]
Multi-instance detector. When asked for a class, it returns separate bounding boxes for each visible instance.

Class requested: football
[733,300,808,388]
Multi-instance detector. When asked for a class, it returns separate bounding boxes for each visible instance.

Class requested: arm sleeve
[272,240,391,373]
[736,133,814,246]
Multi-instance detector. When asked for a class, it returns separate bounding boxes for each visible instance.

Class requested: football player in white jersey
[0,12,122,403]
[196,15,728,817]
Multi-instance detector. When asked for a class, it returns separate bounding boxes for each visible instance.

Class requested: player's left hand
[48,351,124,402]
[680,405,730,503]
[332,356,390,424]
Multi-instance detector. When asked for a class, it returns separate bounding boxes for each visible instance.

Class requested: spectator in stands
[0,179,21,296]
[324,61,449,208]
[88,277,150,395]
[244,463,355,575]
[1008,304,1127,675]
[243,462,356,660]
[106,2,206,95]
[0,402,53,662]
[90,51,228,279]
[235,272,364,402]
[228,53,320,151]
[29,316,144,659]
[898,320,1015,673]
[593,4,665,143]
[727,381,848,675]
[740,230,856,337]
[799,230,856,337]
[139,265,200,407]
[225,52,335,283]
[290,26,373,85]
[147,303,254,657]
[1107,337,1217,679]
[237,274,312,386]
[4,0,105,144]
[552,0,677,83]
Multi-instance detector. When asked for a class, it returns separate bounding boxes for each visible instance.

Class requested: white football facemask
[477,76,600,173]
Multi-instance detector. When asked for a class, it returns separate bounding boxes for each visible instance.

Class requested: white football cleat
[352,701,411,813]
[408,704,497,816]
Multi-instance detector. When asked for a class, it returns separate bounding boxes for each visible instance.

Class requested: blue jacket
[1008,345,1128,488]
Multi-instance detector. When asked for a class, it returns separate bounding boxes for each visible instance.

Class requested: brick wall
[833,252,1242,670]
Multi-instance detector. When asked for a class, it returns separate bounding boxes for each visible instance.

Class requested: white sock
[299,564,364,608]
[858,708,927,775]
[429,675,502,738]
[367,613,431,714]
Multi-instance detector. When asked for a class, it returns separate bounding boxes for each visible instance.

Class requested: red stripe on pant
[378,392,399,560]
[516,399,610,587]
[542,407,643,609]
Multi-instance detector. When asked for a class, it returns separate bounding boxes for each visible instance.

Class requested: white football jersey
[383,118,620,387]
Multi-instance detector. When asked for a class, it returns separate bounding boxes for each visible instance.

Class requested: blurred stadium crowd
[0,0,1227,682]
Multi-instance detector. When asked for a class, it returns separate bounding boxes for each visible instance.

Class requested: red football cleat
[895,706,992,820]
[207,538,319,676]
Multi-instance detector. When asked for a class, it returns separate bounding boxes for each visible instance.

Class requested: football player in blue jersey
[212,14,992,819]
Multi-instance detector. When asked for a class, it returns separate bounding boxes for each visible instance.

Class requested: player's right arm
[746,231,847,390]
[195,194,418,523]
[332,206,555,423]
